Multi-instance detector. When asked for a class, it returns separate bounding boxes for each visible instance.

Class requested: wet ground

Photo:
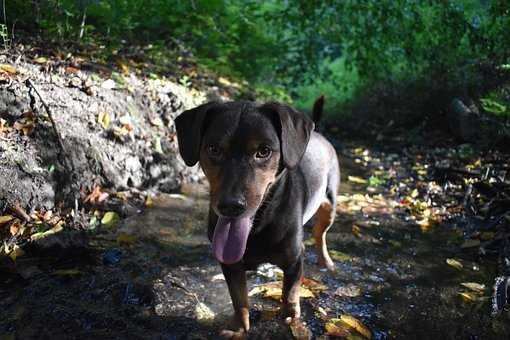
[1,151,510,340]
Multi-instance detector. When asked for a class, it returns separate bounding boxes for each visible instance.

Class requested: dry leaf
[101,211,120,228]
[325,319,351,337]
[0,215,14,226]
[459,292,477,302]
[460,282,485,293]
[98,112,111,129]
[335,284,361,298]
[195,302,215,324]
[0,64,17,74]
[339,315,372,339]
[348,176,367,184]
[9,219,22,236]
[33,57,48,64]
[446,258,463,270]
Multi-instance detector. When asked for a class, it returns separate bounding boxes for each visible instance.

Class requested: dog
[175,96,339,338]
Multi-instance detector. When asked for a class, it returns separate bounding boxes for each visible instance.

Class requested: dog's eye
[207,144,222,158]
[255,145,272,159]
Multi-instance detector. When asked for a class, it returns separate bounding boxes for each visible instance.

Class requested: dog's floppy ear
[175,102,220,166]
[261,102,314,169]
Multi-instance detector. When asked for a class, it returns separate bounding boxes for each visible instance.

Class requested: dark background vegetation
[4,0,510,135]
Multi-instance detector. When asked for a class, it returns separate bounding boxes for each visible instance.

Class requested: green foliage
[5,0,510,112]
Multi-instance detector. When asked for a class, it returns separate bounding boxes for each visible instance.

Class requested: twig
[24,79,74,174]
[11,201,31,222]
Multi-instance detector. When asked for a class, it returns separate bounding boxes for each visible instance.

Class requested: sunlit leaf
[446,258,463,270]
[0,215,14,226]
[195,302,215,324]
[339,315,372,339]
[98,111,111,129]
[101,211,120,228]
[329,250,352,262]
[0,64,17,74]
[348,176,367,184]
[461,282,485,293]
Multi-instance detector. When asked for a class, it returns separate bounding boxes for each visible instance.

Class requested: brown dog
[175,97,339,338]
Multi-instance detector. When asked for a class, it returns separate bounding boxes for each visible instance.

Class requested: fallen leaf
[248,281,314,300]
[9,219,22,236]
[335,284,361,297]
[211,273,225,282]
[0,215,14,226]
[459,292,477,302]
[0,64,17,74]
[446,258,463,270]
[84,186,109,204]
[98,111,111,129]
[348,176,367,184]
[145,195,154,208]
[461,282,485,293]
[339,315,372,339]
[325,319,352,337]
[352,225,362,238]
[460,239,480,249]
[329,250,352,262]
[33,57,48,64]
[195,302,215,324]
[101,211,120,228]
[301,277,328,293]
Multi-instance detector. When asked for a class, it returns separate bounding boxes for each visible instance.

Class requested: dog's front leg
[220,263,249,339]
[282,254,303,323]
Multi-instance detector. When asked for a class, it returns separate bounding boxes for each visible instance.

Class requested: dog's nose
[218,197,247,217]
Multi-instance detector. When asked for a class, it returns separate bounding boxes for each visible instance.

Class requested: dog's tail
[312,95,325,124]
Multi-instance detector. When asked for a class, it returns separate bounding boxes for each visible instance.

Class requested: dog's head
[175,101,314,264]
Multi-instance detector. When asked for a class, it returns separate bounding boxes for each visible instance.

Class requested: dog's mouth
[212,216,252,265]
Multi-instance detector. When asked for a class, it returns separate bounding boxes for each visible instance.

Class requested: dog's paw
[282,302,301,324]
[220,328,247,339]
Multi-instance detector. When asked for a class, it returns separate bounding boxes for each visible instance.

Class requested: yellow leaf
[329,250,352,262]
[339,315,372,339]
[195,302,215,324]
[101,211,120,228]
[410,188,419,198]
[446,258,463,270]
[0,215,14,226]
[0,64,16,74]
[98,112,111,129]
[352,225,362,238]
[325,319,351,337]
[145,195,154,208]
[460,282,485,293]
[33,57,48,64]
[248,281,314,300]
[459,292,477,302]
[348,176,367,184]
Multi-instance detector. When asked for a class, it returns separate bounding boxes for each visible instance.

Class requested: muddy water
[1,166,509,339]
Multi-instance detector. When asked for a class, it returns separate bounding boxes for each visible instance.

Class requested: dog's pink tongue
[212,216,250,264]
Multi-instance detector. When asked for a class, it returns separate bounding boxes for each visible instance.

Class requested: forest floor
[1,138,510,340]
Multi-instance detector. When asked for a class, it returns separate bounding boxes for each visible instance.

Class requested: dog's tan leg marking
[282,256,303,324]
[313,201,335,271]
[220,266,249,339]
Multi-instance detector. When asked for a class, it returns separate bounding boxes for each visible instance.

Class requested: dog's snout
[218,197,247,217]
